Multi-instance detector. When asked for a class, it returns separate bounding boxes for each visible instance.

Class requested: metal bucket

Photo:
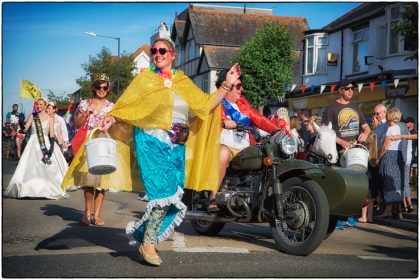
[85,128,117,175]
[340,144,368,172]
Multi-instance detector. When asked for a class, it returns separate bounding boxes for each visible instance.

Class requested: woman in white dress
[4,98,69,199]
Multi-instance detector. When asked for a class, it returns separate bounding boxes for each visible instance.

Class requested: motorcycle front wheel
[188,190,226,236]
[271,177,329,256]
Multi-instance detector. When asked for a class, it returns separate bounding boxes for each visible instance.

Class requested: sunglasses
[96,85,109,91]
[150,47,174,56]
[343,86,353,91]
[232,84,243,90]
[374,112,381,116]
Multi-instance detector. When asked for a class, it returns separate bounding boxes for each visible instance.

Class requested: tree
[232,23,295,106]
[391,3,418,61]
[76,47,137,102]
[45,90,72,110]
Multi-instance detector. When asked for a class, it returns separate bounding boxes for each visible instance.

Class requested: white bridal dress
[4,117,69,199]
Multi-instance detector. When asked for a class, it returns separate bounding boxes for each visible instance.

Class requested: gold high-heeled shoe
[139,244,162,266]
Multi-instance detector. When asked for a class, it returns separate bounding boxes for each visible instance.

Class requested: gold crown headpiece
[92,73,110,83]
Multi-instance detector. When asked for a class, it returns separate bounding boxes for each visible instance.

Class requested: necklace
[149,66,176,89]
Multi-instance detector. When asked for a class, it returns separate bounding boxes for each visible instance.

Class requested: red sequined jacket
[222,96,286,145]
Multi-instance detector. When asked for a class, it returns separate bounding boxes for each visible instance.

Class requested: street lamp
[84,31,121,96]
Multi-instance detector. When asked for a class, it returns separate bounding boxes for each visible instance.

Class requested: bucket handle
[342,143,368,156]
[88,127,110,141]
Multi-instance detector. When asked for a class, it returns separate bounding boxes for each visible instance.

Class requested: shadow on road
[355,226,417,242]
[35,204,142,263]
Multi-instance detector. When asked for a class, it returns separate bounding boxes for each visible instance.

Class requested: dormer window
[304,33,328,75]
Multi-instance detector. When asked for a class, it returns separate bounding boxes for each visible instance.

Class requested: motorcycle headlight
[273,131,298,155]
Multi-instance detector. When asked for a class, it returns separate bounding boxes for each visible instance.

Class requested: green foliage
[76,47,137,102]
[45,90,72,110]
[232,23,295,106]
[391,3,418,61]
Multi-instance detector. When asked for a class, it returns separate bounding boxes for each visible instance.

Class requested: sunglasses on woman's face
[96,85,109,91]
[231,83,243,91]
[150,47,173,56]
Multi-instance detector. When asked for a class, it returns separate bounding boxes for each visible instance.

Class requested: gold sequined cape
[62,70,221,192]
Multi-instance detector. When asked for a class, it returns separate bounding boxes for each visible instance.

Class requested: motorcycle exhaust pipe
[185,211,238,223]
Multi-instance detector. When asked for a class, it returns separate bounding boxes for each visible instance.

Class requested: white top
[220,102,250,150]
[55,115,69,142]
[144,92,190,148]
[386,124,402,151]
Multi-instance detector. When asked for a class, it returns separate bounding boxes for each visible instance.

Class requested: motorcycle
[183,124,368,256]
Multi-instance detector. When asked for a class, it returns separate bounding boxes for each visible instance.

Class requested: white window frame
[386,4,413,55]
[352,27,369,73]
[304,33,328,75]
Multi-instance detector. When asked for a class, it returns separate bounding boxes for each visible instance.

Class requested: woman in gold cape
[62,37,241,266]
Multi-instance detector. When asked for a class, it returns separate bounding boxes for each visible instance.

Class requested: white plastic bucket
[85,128,117,175]
[341,144,368,172]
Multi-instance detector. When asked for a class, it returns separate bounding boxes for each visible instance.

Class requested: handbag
[70,124,88,155]
[168,123,190,145]
[70,101,91,154]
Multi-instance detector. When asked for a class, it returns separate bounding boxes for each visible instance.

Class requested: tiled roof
[131,44,150,58]
[323,3,387,32]
[177,9,308,49]
[201,45,241,69]
[173,19,186,44]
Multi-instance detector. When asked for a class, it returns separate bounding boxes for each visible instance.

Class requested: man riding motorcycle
[207,70,287,212]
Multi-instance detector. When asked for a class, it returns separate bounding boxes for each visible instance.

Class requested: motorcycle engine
[217,174,261,221]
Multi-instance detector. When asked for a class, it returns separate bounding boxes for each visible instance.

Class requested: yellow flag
[21,79,42,100]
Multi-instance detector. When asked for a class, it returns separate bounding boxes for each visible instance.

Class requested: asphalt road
[2,159,418,277]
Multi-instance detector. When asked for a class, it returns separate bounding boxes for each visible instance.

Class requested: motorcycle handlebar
[222,123,262,142]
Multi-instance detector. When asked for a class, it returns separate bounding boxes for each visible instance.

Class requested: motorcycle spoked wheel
[189,191,226,236]
[271,177,329,256]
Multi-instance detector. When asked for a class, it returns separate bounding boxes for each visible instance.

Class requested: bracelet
[221,81,232,91]
[402,135,406,140]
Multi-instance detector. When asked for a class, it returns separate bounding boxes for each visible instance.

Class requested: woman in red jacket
[208,70,286,211]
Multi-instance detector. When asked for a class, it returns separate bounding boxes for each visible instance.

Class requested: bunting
[283,78,413,96]
[381,80,387,89]
[358,83,364,93]
[394,79,400,88]
[369,82,375,92]
[310,85,315,93]
[320,85,326,94]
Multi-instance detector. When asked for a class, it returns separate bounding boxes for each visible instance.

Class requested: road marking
[172,232,186,248]
[358,256,416,262]
[171,232,249,253]
[174,247,249,253]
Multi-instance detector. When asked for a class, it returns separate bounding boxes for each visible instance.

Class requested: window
[304,34,328,75]
[352,28,369,73]
[386,4,414,55]
[388,6,400,54]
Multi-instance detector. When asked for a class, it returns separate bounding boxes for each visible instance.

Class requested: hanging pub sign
[386,86,409,98]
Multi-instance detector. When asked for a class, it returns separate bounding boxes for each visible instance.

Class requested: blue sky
[2,1,361,121]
